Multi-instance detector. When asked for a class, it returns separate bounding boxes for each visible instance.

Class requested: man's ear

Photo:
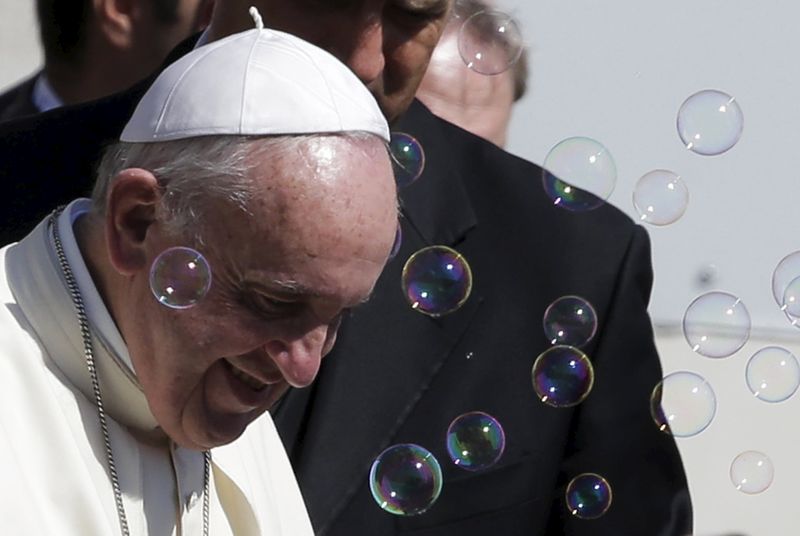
[94,0,138,49]
[105,168,161,275]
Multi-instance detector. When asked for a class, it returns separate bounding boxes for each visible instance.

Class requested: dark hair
[453,0,529,102]
[36,0,181,65]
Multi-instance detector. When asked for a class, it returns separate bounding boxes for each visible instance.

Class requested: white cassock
[0,200,314,535]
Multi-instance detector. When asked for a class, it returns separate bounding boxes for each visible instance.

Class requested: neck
[74,213,124,332]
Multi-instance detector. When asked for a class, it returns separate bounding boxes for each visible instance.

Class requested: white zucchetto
[121,9,389,143]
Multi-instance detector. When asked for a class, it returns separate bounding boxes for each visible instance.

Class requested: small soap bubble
[683,291,751,358]
[369,443,443,516]
[651,371,716,438]
[543,295,598,347]
[446,411,505,472]
[389,132,425,187]
[389,225,403,260]
[746,346,800,403]
[677,89,743,156]
[457,9,523,75]
[781,276,800,321]
[772,251,800,325]
[542,137,616,212]
[402,246,473,317]
[565,473,613,519]
[730,451,774,495]
[632,170,689,226]
[532,345,594,408]
[149,246,212,309]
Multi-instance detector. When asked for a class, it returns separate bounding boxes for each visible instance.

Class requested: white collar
[7,200,160,433]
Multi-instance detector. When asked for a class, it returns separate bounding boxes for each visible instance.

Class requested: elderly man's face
[124,137,397,449]
[257,0,453,122]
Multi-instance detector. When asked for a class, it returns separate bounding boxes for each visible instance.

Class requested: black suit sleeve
[547,225,693,535]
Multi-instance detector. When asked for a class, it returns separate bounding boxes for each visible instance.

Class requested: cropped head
[208,0,455,122]
[85,22,398,450]
[416,0,529,147]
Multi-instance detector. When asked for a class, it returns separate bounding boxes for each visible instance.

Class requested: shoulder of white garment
[212,412,315,535]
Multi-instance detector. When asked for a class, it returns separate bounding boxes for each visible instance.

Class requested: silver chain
[49,208,210,536]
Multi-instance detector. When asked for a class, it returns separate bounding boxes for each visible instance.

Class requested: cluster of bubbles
[369,411,506,516]
[539,88,743,229]
[646,249,800,495]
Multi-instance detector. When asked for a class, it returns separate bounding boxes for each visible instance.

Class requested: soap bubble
[781,276,800,322]
[369,443,443,516]
[746,346,800,403]
[149,246,212,309]
[683,291,751,358]
[402,246,473,317]
[458,9,523,75]
[651,371,716,438]
[542,295,598,347]
[772,251,800,325]
[532,345,594,408]
[543,137,616,212]
[632,170,689,226]
[389,225,403,260]
[389,132,425,187]
[565,473,613,519]
[446,411,505,472]
[730,451,774,495]
[677,89,744,156]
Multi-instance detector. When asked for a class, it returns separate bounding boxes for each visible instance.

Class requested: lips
[225,359,267,391]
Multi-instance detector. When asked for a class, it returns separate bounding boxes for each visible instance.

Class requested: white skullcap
[121,10,388,143]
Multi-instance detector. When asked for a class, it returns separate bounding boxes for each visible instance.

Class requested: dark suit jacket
[0,36,692,535]
[0,74,40,122]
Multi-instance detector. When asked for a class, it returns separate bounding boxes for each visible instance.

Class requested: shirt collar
[32,73,64,113]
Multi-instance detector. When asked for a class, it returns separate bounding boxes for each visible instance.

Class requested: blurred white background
[2,0,798,534]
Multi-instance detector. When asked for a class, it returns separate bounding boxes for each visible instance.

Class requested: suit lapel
[273,101,482,533]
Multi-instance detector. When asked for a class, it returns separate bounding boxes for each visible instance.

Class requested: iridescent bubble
[746,346,800,403]
[149,246,212,309]
[543,295,598,347]
[389,132,425,187]
[677,89,743,156]
[565,473,613,519]
[730,451,774,495]
[683,291,751,358]
[389,225,403,260]
[772,251,800,325]
[542,137,617,212]
[402,245,473,317]
[651,371,716,438]
[632,170,689,226]
[446,411,505,472]
[457,9,523,75]
[532,345,594,408]
[369,443,443,516]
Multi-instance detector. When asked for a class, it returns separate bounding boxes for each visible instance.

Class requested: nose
[342,17,386,85]
[264,324,329,388]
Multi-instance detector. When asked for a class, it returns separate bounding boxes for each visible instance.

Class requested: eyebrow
[242,277,375,307]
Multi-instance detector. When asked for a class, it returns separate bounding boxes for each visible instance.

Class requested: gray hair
[93,132,382,244]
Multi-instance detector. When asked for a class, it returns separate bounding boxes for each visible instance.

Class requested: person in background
[0,0,212,121]
[416,0,528,147]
